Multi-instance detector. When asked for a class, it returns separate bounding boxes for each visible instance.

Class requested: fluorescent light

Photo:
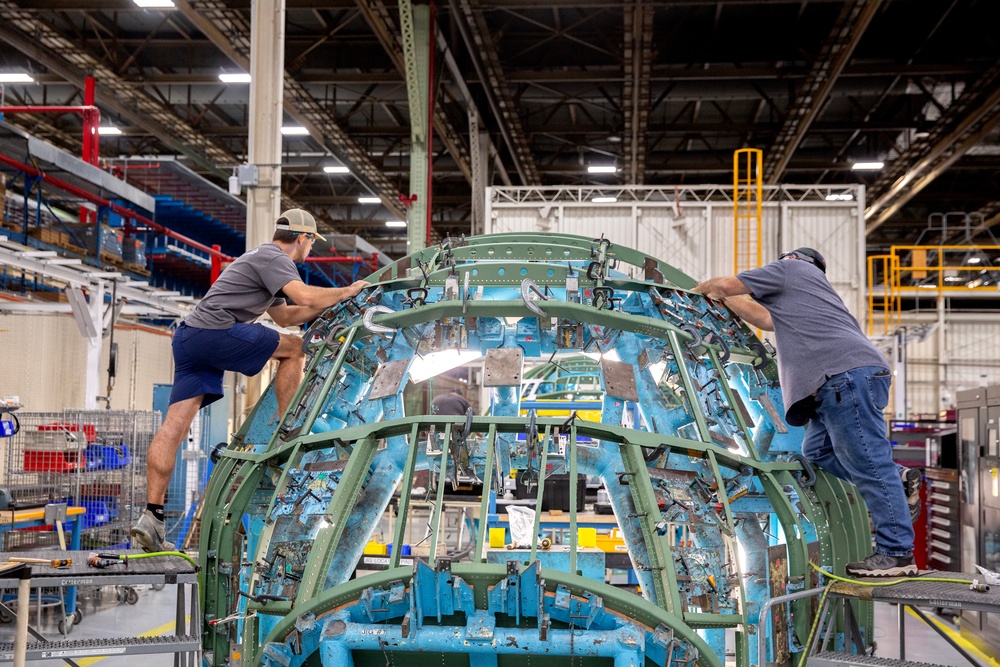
[966,257,982,265]
[358,196,381,204]
[591,196,618,203]
[409,350,483,383]
[385,220,407,228]
[825,193,854,201]
[133,0,175,7]
[0,73,34,83]
[852,161,884,170]
[281,126,309,136]
[97,126,122,136]
[219,73,251,83]
[323,165,349,174]
[588,165,617,174]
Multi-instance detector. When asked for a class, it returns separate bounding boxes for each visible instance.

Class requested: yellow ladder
[866,254,900,336]
[733,149,763,274]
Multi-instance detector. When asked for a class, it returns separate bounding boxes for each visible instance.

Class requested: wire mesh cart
[2,411,158,633]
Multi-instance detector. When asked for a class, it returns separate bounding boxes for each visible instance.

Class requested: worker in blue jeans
[695,248,921,577]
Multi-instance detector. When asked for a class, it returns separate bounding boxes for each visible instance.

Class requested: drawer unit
[925,467,959,571]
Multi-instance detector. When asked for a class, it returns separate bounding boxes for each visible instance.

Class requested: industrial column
[400,0,432,251]
[469,109,490,236]
[246,0,286,249]
[242,0,287,422]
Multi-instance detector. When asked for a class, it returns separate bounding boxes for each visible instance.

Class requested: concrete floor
[0,589,993,667]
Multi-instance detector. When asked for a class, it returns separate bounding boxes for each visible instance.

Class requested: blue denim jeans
[801,366,914,556]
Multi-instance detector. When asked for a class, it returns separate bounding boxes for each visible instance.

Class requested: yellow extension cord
[796,562,972,667]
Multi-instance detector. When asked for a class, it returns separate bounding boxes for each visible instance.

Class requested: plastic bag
[507,505,536,548]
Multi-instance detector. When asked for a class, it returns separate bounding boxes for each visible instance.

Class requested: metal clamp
[789,453,817,487]
[363,305,395,334]
[520,278,548,317]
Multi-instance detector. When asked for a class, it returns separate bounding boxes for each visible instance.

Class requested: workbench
[0,550,200,666]
[0,507,84,630]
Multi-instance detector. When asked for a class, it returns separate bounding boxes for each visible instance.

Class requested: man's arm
[721,294,774,331]
[691,275,751,300]
[268,279,367,327]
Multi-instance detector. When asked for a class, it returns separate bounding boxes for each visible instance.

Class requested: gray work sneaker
[901,467,923,522]
[130,510,176,553]
[846,552,917,577]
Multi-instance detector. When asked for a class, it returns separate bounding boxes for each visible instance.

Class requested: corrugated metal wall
[1,313,173,411]
[487,186,865,321]
[873,313,1000,415]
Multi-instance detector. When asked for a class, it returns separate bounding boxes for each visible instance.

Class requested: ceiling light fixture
[97,126,122,136]
[219,73,251,84]
[133,0,176,7]
[281,126,309,136]
[851,161,884,170]
[966,257,982,265]
[385,220,407,228]
[323,165,349,174]
[591,196,618,203]
[0,73,35,83]
[358,196,381,204]
[825,193,854,201]
[587,165,617,174]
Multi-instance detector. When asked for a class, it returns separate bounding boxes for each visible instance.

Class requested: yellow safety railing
[866,254,899,336]
[889,245,999,292]
[733,148,763,274]
[868,245,998,335]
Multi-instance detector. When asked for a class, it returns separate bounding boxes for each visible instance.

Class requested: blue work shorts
[168,322,280,408]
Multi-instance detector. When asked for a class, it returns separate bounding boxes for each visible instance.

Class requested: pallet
[122,261,151,277]
[27,227,70,247]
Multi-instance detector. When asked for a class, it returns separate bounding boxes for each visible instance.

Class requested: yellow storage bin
[577,527,597,548]
[489,527,506,548]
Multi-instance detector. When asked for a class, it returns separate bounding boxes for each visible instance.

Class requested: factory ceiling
[1,0,999,259]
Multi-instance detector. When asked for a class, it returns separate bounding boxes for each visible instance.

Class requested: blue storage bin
[79,500,112,529]
[83,444,131,470]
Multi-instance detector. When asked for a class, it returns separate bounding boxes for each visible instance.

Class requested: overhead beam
[763,0,883,183]
[451,0,540,185]
[177,0,406,219]
[354,0,472,185]
[622,1,653,184]
[865,60,1000,234]
[0,3,235,178]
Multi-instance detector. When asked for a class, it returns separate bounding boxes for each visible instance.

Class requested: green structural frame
[199,232,875,667]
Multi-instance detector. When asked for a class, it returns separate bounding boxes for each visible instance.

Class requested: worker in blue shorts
[131,209,366,552]
[694,248,921,577]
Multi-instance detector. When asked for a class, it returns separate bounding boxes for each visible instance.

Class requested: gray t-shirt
[184,243,301,329]
[737,259,888,425]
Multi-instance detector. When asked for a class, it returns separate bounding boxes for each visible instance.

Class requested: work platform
[803,571,1000,667]
[829,571,1000,613]
[0,550,199,664]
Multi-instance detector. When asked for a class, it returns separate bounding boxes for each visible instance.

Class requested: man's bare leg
[146,395,203,505]
[272,333,306,417]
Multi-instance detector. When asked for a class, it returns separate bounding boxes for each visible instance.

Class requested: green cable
[99,550,201,590]
[125,550,198,569]
[795,562,972,667]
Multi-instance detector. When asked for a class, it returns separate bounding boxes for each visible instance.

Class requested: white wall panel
[873,313,1000,415]
[637,207,710,281]
[2,313,172,411]
[558,206,635,249]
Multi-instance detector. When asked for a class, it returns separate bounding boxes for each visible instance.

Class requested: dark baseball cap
[780,247,826,273]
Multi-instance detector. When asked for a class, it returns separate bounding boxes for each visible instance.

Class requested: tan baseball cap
[276,209,326,241]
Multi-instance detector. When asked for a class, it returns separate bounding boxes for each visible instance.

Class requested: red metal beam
[0,151,234,262]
